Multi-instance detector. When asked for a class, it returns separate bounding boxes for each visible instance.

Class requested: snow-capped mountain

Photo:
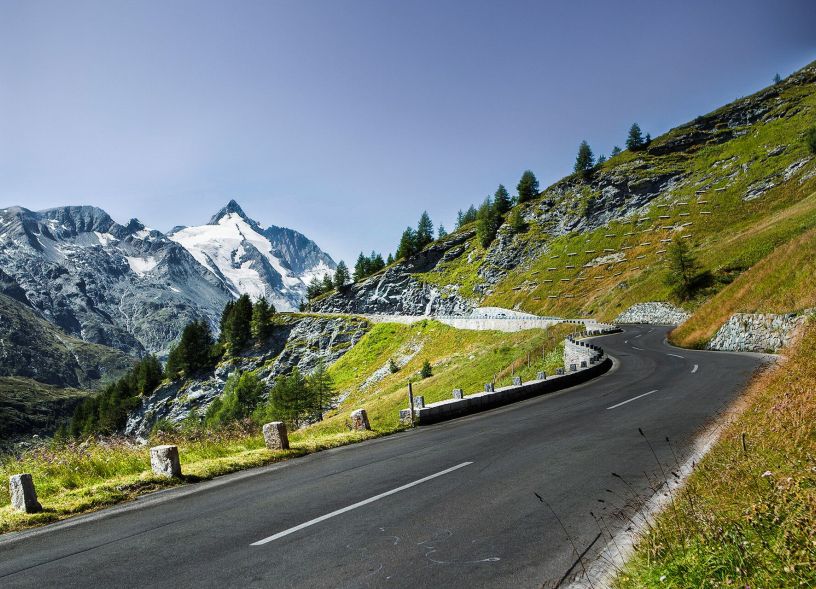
[0,201,335,356]
[169,200,335,311]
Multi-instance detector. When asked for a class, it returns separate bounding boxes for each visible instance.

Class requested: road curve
[0,326,764,588]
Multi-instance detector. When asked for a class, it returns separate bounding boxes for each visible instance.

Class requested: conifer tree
[251,297,274,340]
[396,227,417,260]
[334,260,350,288]
[353,252,369,282]
[462,205,478,225]
[321,273,334,293]
[597,154,607,165]
[228,295,253,352]
[386,253,394,265]
[416,211,434,249]
[493,184,511,215]
[611,145,622,157]
[626,123,645,150]
[574,140,595,176]
[456,210,464,229]
[476,197,499,248]
[437,224,447,239]
[516,170,539,203]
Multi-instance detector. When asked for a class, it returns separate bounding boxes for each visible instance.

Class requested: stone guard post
[9,474,42,513]
[263,422,289,450]
[351,409,371,431]
[150,445,182,478]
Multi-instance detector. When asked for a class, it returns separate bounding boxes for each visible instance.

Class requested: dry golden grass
[671,225,816,348]
[616,319,816,588]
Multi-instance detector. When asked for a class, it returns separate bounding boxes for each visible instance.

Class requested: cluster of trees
[64,355,163,437]
[573,123,652,178]
[472,175,535,247]
[395,211,437,260]
[353,251,387,281]
[306,273,337,301]
[206,363,335,429]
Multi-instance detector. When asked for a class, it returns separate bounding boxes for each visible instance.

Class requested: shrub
[420,360,433,379]
[805,126,816,154]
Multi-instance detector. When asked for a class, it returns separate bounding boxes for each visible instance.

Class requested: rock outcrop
[125,314,369,437]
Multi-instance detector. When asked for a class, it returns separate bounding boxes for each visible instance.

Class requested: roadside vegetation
[0,320,571,533]
[616,320,816,588]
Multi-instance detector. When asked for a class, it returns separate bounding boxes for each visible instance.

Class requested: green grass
[408,66,816,326]
[0,320,571,534]
[615,320,816,588]
[0,426,377,534]
[672,222,816,348]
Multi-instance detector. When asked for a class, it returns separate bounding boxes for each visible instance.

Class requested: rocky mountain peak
[208,199,253,226]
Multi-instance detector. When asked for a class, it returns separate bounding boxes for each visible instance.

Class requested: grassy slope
[0,378,87,444]
[616,320,816,588]
[417,68,816,334]
[0,321,570,533]
[671,222,816,348]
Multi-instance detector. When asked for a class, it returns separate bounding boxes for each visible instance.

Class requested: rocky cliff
[125,314,369,437]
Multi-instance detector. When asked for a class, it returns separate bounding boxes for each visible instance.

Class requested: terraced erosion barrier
[402,328,619,426]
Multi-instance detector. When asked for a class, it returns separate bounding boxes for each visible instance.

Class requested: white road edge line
[250,462,474,546]
[607,390,659,410]
[691,364,699,373]
[667,353,685,359]
[631,346,644,351]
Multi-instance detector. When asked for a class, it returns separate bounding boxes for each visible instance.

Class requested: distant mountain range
[0,200,335,357]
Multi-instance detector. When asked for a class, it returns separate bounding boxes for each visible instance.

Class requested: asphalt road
[0,326,764,588]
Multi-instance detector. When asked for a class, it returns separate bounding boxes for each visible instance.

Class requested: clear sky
[1,0,815,265]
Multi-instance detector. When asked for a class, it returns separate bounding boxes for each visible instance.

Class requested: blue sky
[1,0,814,265]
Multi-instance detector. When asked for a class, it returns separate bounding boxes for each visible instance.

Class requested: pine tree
[353,252,369,282]
[166,320,216,379]
[611,145,622,157]
[321,273,334,293]
[597,154,607,165]
[516,170,539,203]
[476,197,499,248]
[396,227,417,260]
[416,211,434,249]
[493,184,511,215]
[773,72,782,84]
[508,207,526,233]
[626,123,645,150]
[307,276,322,300]
[372,252,385,273]
[664,236,700,300]
[437,224,447,239]
[251,297,274,340]
[644,133,651,147]
[420,360,433,379]
[228,295,253,352]
[334,260,350,289]
[386,253,394,265]
[134,355,163,395]
[307,362,334,421]
[456,210,465,229]
[574,140,595,176]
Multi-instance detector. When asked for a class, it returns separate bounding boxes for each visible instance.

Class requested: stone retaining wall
[614,302,690,326]
[707,312,809,352]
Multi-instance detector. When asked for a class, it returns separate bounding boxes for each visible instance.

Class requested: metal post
[408,381,414,424]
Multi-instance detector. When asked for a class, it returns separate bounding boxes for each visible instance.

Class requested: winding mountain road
[0,326,765,588]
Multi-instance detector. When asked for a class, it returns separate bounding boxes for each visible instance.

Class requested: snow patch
[126,256,158,275]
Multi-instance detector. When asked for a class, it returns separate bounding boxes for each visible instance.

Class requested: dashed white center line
[250,462,474,546]
[691,364,699,373]
[667,353,685,359]
[631,346,644,351]
[607,390,659,410]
